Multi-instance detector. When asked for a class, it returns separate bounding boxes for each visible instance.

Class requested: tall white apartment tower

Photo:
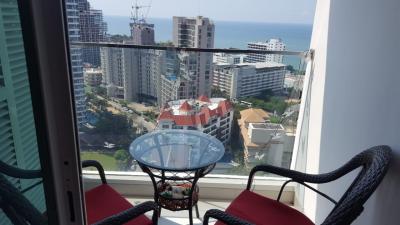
[65,0,86,126]
[246,38,286,63]
[77,0,107,67]
[171,16,215,99]
[123,20,158,102]
[130,23,155,45]
[100,47,125,98]
[101,15,159,103]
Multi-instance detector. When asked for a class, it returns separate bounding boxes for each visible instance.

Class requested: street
[96,95,157,132]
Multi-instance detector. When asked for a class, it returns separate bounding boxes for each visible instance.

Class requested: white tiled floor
[126,197,230,225]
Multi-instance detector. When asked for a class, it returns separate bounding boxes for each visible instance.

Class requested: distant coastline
[104,15,312,67]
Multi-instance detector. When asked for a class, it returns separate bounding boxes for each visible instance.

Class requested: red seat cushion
[215,190,314,225]
[85,184,152,225]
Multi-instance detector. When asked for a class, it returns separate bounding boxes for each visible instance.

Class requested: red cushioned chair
[83,160,158,225]
[203,146,391,225]
[0,159,158,225]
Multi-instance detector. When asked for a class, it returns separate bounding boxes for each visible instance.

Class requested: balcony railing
[71,41,312,179]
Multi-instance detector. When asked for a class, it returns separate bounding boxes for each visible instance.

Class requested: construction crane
[131,0,152,24]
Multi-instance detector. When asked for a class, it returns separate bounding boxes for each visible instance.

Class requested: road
[96,95,157,132]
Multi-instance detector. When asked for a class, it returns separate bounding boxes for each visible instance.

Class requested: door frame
[17,0,86,224]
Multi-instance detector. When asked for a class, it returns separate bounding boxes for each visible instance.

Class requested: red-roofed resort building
[157,96,234,145]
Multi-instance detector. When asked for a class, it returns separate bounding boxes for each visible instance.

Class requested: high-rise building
[123,47,162,102]
[100,47,124,98]
[159,16,214,106]
[66,0,86,125]
[213,62,286,99]
[101,45,161,103]
[77,0,107,67]
[123,18,159,102]
[246,38,286,63]
[158,50,181,106]
[173,16,214,49]
[130,23,155,45]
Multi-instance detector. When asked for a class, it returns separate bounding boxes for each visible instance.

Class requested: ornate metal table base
[140,163,215,225]
[130,130,225,225]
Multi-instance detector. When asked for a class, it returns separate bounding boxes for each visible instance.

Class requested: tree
[94,111,130,135]
[255,89,273,101]
[157,41,174,47]
[92,87,107,97]
[286,65,295,73]
[109,34,131,43]
[241,95,288,115]
[143,111,158,121]
[211,87,229,98]
[91,97,108,110]
[119,100,128,107]
[114,149,130,161]
[114,149,131,170]
[269,115,282,124]
[86,92,95,101]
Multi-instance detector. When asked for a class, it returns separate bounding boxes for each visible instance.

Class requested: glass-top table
[130,129,225,171]
[130,130,225,225]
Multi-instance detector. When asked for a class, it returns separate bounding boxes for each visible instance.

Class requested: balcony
[77,42,307,224]
[2,0,399,224]
[83,171,296,225]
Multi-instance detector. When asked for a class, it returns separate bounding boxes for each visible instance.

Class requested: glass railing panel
[75,45,308,176]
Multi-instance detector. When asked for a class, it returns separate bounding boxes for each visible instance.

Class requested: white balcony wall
[304,0,400,224]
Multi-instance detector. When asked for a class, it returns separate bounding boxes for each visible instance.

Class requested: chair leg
[189,208,193,225]
[158,206,162,217]
[195,204,200,218]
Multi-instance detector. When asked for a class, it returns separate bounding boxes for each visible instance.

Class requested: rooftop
[239,108,270,124]
[168,97,230,116]
[216,61,286,68]
[158,97,233,126]
[83,68,102,74]
[250,123,284,130]
[247,38,284,45]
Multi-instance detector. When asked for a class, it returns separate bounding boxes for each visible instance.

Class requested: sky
[89,0,316,24]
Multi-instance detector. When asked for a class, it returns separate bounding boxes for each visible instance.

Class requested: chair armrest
[93,201,159,225]
[246,163,357,190]
[203,209,254,225]
[0,160,41,179]
[82,160,107,184]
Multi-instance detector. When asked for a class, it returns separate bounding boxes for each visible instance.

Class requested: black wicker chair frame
[203,145,392,225]
[0,159,159,225]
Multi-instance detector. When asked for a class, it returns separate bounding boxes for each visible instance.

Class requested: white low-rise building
[238,108,293,168]
[157,96,234,145]
[84,68,102,87]
[246,38,286,63]
[213,62,286,99]
[214,53,246,65]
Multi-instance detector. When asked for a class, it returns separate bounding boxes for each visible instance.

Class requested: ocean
[104,15,313,67]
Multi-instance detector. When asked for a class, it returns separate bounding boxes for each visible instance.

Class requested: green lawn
[81,152,119,171]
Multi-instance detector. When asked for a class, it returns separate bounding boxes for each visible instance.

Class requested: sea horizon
[104,15,312,67]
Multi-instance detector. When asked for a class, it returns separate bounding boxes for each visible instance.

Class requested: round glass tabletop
[130,130,225,171]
